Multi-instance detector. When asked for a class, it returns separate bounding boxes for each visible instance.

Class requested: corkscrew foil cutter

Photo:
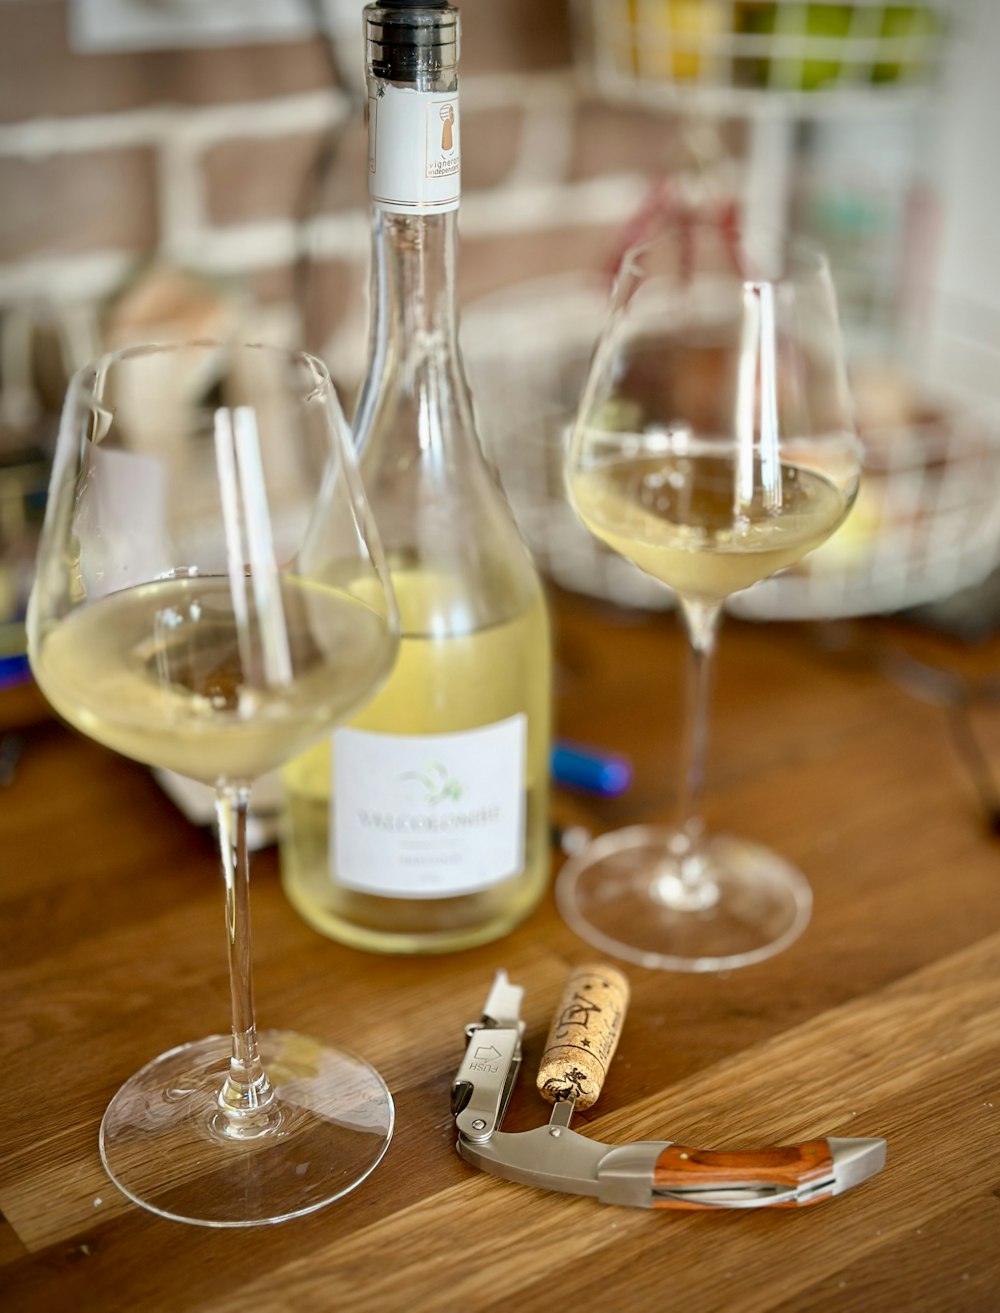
[451,966,887,1210]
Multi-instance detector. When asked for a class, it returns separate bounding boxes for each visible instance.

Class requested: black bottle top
[366,0,458,83]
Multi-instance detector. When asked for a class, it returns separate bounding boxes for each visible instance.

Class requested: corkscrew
[451,966,886,1210]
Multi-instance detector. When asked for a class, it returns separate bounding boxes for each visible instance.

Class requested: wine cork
[536,963,630,1110]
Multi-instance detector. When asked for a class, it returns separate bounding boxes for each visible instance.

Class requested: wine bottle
[280,0,553,953]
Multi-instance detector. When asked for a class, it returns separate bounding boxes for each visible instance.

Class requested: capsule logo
[425,97,459,180]
[439,103,455,152]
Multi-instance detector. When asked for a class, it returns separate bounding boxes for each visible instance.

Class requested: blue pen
[551,739,633,797]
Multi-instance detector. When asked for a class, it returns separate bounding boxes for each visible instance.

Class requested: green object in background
[872,5,939,84]
[801,3,853,90]
[734,3,940,93]
[735,3,853,91]
[732,2,778,88]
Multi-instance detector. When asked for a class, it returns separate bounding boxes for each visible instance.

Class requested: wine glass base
[556,825,812,973]
[99,1029,393,1227]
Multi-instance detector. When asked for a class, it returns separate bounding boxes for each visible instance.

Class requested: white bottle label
[368,84,460,214]
[332,715,526,898]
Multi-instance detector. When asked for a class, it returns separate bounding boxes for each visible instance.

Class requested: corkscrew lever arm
[451,970,887,1210]
[450,970,525,1142]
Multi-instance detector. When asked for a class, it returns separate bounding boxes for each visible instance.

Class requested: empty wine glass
[27,341,399,1225]
[560,220,861,972]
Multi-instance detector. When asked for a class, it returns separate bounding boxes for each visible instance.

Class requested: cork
[536,963,630,1110]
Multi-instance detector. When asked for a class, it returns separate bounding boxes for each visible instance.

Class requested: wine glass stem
[213,784,277,1136]
[658,597,723,906]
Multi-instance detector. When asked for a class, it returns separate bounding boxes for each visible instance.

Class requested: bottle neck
[370,207,461,360]
[355,66,466,447]
[354,204,466,454]
[361,0,462,362]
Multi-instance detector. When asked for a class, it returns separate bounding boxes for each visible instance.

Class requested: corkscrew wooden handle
[536,963,629,1110]
[652,1141,835,1209]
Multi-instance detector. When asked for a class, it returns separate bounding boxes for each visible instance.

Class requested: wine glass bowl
[27,341,399,1225]
[560,220,861,972]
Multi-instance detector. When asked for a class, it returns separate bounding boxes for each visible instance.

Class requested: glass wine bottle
[280,0,552,953]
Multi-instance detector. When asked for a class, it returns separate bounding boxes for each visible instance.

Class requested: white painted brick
[0,250,137,303]
[0,69,634,309]
[0,169,651,305]
[0,89,349,160]
[0,73,574,161]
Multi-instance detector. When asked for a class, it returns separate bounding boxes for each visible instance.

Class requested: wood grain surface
[2,585,999,1312]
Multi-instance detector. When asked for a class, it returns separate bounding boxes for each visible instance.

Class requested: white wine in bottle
[280,0,552,953]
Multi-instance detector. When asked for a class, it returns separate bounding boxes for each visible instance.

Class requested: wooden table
[2,585,999,1312]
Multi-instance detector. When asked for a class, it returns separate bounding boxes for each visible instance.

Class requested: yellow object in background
[619,2,942,92]
[628,0,726,81]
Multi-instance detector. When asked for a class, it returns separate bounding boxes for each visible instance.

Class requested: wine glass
[560,219,861,972]
[27,341,399,1226]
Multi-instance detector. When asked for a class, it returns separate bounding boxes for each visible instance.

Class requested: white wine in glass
[560,221,861,972]
[28,342,399,1225]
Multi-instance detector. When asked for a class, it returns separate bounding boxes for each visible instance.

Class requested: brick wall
[2,0,973,450]
[0,0,688,408]
[2,0,994,636]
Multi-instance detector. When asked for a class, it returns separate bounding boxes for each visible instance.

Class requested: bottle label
[332,715,526,898]
[368,84,460,214]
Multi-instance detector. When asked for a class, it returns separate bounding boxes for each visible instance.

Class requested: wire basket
[465,274,1000,621]
[574,0,958,115]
